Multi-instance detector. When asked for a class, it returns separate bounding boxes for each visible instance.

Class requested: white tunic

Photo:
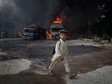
[51,39,69,62]
[50,39,71,72]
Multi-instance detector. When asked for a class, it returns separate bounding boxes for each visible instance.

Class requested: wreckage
[50,17,64,40]
[23,24,46,40]
[23,17,64,40]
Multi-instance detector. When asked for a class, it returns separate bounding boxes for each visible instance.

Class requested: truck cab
[23,24,46,40]
[50,23,64,40]
[23,28,37,40]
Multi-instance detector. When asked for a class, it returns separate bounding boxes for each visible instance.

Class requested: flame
[46,30,52,39]
[18,32,23,37]
[53,17,62,23]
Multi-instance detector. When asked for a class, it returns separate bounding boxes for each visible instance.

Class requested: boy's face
[59,33,67,40]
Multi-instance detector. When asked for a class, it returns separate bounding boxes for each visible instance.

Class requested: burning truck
[23,24,46,40]
[22,17,64,40]
[50,17,64,40]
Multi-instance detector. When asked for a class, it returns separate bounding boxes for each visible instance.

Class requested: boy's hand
[59,56,64,61]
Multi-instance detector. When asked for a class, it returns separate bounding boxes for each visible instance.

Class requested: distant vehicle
[23,28,37,40]
[23,25,46,40]
[50,23,64,40]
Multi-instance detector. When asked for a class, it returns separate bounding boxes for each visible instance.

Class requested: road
[0,38,112,84]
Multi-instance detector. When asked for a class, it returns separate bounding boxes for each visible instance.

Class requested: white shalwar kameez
[49,39,71,72]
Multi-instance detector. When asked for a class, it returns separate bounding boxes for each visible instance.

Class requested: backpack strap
[59,40,61,51]
[52,40,61,55]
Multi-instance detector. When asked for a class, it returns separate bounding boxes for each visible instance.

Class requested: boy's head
[59,29,68,41]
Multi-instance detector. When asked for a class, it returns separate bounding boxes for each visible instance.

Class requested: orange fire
[53,17,62,24]
[46,30,52,39]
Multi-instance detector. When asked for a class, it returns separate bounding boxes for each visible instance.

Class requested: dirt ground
[0,38,112,84]
[54,49,112,74]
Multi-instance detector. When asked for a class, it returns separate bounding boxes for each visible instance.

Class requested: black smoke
[0,0,66,32]
[0,0,110,36]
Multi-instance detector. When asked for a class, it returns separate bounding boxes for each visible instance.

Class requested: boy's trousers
[49,57,71,72]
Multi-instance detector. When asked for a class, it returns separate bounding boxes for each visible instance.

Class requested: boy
[49,29,76,79]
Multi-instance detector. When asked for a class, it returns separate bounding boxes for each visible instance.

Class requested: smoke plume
[0,0,102,34]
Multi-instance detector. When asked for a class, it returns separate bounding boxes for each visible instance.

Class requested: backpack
[52,41,61,55]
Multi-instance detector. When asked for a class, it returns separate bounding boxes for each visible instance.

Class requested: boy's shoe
[48,70,56,76]
[69,74,77,79]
